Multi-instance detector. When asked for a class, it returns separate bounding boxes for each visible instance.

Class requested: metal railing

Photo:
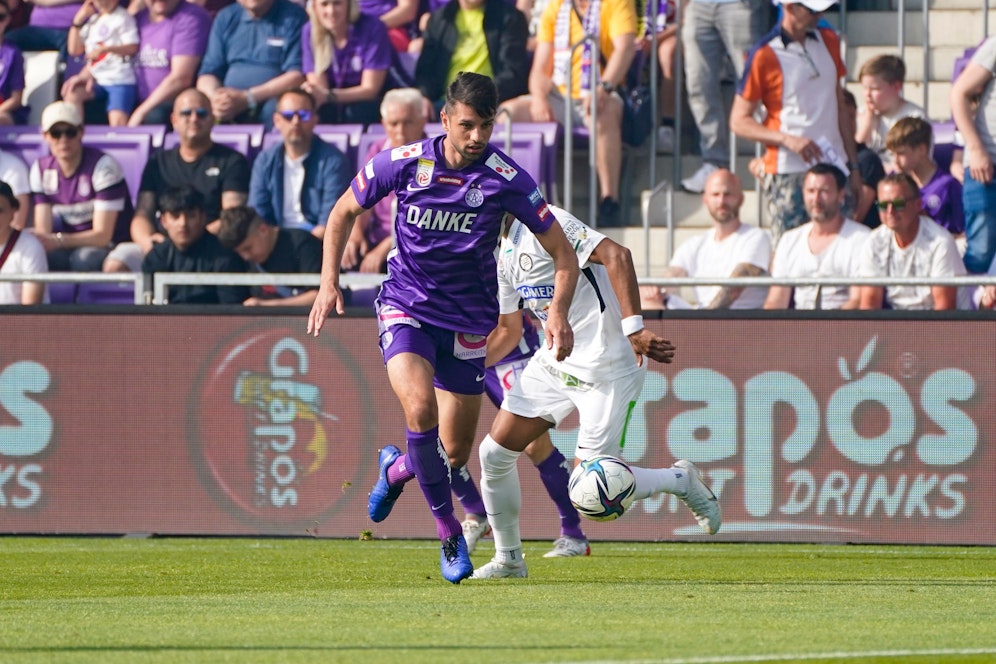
[0,272,147,304]
[563,34,600,228]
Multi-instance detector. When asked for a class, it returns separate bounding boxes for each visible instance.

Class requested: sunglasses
[48,127,80,140]
[278,109,313,122]
[178,107,210,119]
[876,198,908,211]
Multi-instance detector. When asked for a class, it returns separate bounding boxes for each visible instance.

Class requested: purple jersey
[0,43,25,104]
[920,169,964,236]
[352,135,553,335]
[135,2,211,100]
[29,147,133,244]
[30,2,83,29]
[301,15,392,89]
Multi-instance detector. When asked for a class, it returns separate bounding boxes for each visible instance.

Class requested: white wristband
[621,315,644,336]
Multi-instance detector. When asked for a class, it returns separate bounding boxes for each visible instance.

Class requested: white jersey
[670,223,771,309]
[0,231,48,305]
[497,207,639,384]
[857,215,966,310]
[771,219,870,309]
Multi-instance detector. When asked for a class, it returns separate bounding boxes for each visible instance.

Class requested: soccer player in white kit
[472,206,723,579]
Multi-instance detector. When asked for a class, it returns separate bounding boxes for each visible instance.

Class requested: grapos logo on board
[552,334,981,536]
[190,327,368,527]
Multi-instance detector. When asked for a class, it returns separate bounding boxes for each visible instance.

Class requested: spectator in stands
[951,35,996,274]
[129,0,211,126]
[342,87,426,273]
[196,0,307,127]
[6,0,80,55]
[499,0,637,227]
[841,88,885,229]
[855,54,925,172]
[857,173,965,311]
[886,116,964,241]
[730,0,858,245]
[637,0,679,154]
[103,88,250,272]
[0,0,27,125]
[644,167,770,309]
[216,204,322,305]
[300,0,392,125]
[764,163,869,310]
[62,0,140,127]
[248,88,351,240]
[358,0,418,52]
[679,0,764,191]
[0,146,31,230]
[28,102,132,272]
[142,185,250,303]
[0,181,46,305]
[413,0,529,114]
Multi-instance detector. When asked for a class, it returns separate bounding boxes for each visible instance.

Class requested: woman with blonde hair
[301,0,394,124]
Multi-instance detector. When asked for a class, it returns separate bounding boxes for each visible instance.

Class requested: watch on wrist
[246,90,258,113]
[599,81,614,93]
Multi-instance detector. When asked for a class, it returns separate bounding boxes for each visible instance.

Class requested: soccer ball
[568,455,637,522]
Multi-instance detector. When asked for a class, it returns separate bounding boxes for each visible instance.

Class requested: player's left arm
[535,221,578,362]
[588,237,676,365]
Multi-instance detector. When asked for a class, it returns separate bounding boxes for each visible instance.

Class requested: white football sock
[478,435,523,554]
[630,465,684,500]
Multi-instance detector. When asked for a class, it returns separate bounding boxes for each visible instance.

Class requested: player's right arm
[308,187,366,337]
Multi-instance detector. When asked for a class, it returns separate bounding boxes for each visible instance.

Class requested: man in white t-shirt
[765,163,870,310]
[646,168,770,309]
[858,172,965,310]
[0,148,31,231]
[0,182,47,305]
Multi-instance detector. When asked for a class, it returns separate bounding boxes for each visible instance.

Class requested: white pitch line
[551,647,996,664]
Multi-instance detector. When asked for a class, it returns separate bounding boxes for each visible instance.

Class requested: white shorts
[501,355,645,461]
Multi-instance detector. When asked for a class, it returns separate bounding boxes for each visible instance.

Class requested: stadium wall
[1,310,992,545]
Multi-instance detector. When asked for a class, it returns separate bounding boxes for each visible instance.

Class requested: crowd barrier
[1,311,992,544]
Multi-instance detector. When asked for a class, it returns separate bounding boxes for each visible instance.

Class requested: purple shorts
[376,301,487,395]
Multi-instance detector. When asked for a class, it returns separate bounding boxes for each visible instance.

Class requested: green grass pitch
[0,537,994,663]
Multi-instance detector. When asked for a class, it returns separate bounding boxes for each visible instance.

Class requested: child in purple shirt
[887,116,965,238]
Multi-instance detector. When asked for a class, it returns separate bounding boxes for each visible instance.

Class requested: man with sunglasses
[857,172,966,310]
[730,0,858,246]
[105,88,250,272]
[28,101,133,273]
[248,88,351,241]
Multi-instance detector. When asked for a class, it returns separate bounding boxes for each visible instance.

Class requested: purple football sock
[537,449,586,540]
[386,453,416,486]
[450,464,486,518]
[406,427,461,540]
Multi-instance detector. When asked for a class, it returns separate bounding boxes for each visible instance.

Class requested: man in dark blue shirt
[196,0,307,127]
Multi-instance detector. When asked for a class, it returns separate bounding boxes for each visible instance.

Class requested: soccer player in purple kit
[307,72,580,584]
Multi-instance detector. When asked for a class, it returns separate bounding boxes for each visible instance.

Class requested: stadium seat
[316,124,365,166]
[76,282,141,305]
[85,125,168,149]
[81,134,153,204]
[0,130,48,169]
[48,282,78,304]
[23,51,61,126]
[357,131,386,165]
[163,126,257,160]
[932,120,958,173]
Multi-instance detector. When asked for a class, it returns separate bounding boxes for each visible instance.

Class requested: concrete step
[846,44,970,86]
[841,9,995,48]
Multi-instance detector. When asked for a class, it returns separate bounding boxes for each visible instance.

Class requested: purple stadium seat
[357,132,387,165]
[0,131,47,171]
[85,125,168,149]
[81,134,152,204]
[48,282,78,304]
[163,127,256,159]
[76,282,140,305]
[932,120,958,173]
[261,124,363,169]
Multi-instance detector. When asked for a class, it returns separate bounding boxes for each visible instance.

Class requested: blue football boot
[440,534,473,584]
[368,445,403,522]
